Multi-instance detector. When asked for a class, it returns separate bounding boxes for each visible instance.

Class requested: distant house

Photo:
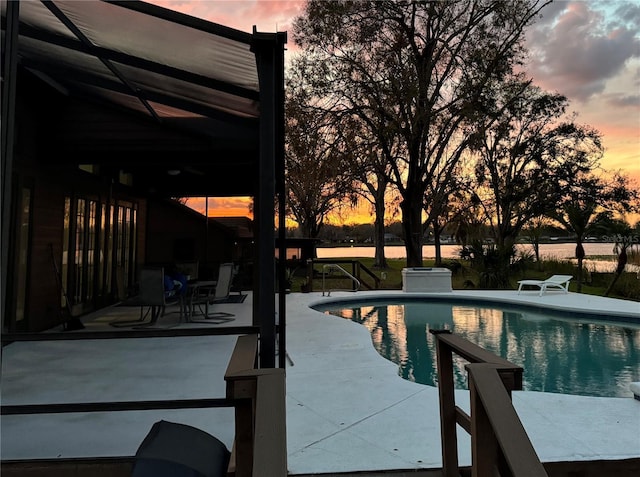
[275,237,318,262]
[145,201,253,280]
[384,233,402,243]
[211,215,255,257]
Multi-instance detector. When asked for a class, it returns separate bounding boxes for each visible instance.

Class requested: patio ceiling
[1,0,284,197]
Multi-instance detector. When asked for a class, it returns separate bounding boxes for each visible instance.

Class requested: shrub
[443,260,463,274]
[605,272,640,300]
[462,241,513,289]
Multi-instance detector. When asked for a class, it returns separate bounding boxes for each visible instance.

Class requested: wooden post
[433,330,459,477]
[306,259,313,292]
[226,369,287,477]
[232,392,256,477]
[253,370,287,476]
[224,335,287,476]
[467,364,548,477]
[469,371,499,477]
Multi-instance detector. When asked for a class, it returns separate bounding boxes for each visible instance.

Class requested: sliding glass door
[13,186,33,330]
[62,196,137,314]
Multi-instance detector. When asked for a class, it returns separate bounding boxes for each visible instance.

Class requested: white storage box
[402,267,452,292]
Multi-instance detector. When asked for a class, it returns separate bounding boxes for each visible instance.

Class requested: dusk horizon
[150,0,639,225]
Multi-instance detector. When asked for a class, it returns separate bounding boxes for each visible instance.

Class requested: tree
[339,114,402,269]
[285,57,357,238]
[607,232,638,297]
[522,215,553,270]
[358,164,392,269]
[551,172,638,292]
[425,171,472,266]
[293,0,549,266]
[590,215,640,297]
[448,190,513,288]
[470,81,603,285]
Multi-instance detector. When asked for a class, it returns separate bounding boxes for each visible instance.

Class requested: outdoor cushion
[131,420,230,477]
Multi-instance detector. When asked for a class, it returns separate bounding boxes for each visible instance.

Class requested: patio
[2,290,639,474]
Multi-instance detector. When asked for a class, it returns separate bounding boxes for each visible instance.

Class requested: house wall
[9,93,57,330]
[5,94,146,332]
[11,174,145,331]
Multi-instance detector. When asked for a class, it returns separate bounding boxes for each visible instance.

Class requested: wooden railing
[306,258,381,292]
[430,329,548,477]
[224,334,287,477]
[1,333,287,477]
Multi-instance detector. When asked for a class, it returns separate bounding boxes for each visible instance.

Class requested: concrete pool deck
[1,290,639,474]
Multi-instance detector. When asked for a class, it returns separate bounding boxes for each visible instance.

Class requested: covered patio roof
[1,0,286,197]
[1,0,287,367]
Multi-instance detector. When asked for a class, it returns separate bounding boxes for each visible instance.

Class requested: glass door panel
[14,187,32,328]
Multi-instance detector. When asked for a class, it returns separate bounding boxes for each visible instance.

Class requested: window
[62,196,137,312]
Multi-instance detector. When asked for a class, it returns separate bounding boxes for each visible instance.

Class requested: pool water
[315,299,640,398]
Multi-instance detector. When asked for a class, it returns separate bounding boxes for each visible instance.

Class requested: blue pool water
[313,297,640,398]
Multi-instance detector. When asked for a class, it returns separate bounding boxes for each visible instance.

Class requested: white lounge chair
[517,275,573,296]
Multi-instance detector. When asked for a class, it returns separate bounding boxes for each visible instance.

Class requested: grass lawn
[290,257,640,301]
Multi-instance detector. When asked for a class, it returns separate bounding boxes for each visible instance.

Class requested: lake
[317,242,637,273]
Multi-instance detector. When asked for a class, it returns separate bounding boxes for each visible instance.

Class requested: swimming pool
[313,297,640,398]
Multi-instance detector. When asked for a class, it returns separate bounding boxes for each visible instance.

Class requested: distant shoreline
[317,239,613,249]
[313,242,634,272]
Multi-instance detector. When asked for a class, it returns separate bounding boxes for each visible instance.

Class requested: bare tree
[337,114,402,269]
[285,57,357,238]
[357,161,393,269]
[425,171,472,266]
[471,82,601,248]
[293,0,549,266]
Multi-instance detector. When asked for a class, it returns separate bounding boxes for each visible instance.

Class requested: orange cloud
[186,196,253,218]
[595,123,640,185]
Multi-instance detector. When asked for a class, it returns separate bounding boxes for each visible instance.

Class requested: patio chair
[517,274,573,296]
[187,263,236,323]
[110,267,182,328]
[176,260,199,281]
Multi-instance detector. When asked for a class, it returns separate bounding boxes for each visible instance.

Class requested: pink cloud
[253,0,306,31]
[148,0,305,34]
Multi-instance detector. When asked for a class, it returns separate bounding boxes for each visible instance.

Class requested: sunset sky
[150,0,640,223]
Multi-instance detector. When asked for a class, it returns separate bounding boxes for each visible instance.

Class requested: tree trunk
[575,241,585,293]
[433,227,443,267]
[604,247,627,297]
[532,240,541,270]
[401,195,423,267]
[373,197,388,269]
